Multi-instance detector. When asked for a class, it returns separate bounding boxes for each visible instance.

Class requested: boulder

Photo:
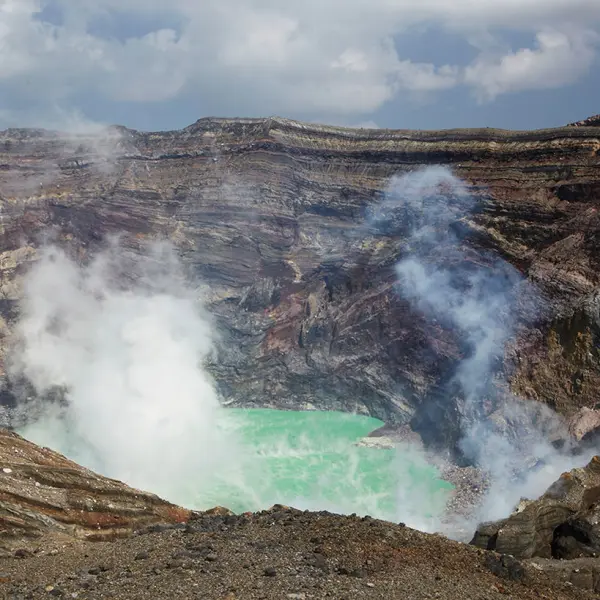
[471,455,600,558]
[569,407,600,441]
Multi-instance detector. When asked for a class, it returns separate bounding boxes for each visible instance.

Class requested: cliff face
[0,430,597,598]
[1,117,600,450]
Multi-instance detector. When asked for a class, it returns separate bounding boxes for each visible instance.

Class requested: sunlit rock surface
[0,428,190,550]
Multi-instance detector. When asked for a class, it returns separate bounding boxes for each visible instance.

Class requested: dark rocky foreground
[0,428,598,598]
[1,116,600,453]
[1,507,595,600]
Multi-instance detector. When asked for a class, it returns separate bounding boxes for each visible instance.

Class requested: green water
[204,409,453,525]
[19,408,453,530]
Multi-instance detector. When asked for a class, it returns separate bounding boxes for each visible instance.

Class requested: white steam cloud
[8,241,236,502]
[377,166,596,530]
[6,238,453,527]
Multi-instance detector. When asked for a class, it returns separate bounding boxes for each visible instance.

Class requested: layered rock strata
[1,117,600,451]
[471,455,600,560]
[0,428,190,551]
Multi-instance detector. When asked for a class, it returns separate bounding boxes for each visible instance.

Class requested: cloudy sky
[1,0,599,131]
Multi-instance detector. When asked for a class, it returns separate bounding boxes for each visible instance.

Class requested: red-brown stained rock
[0,429,192,550]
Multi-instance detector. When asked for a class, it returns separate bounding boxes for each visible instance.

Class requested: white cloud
[0,0,599,127]
[464,28,599,100]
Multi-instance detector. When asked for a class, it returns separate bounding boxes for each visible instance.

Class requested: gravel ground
[0,507,594,600]
[439,463,489,514]
[436,462,490,541]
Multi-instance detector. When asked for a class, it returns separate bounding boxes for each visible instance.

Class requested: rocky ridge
[0,427,597,599]
[569,114,600,127]
[472,455,600,561]
[0,429,190,552]
[1,117,600,455]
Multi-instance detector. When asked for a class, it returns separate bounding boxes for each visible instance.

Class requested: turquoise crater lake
[19,408,454,530]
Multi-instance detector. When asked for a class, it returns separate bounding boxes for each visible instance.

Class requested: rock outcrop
[0,428,190,551]
[1,117,600,453]
[569,114,600,127]
[471,455,600,559]
[569,407,600,442]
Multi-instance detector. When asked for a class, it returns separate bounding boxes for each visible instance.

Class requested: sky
[1,0,599,132]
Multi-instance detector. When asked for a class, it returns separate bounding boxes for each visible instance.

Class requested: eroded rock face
[471,455,600,559]
[1,117,600,452]
[0,428,191,550]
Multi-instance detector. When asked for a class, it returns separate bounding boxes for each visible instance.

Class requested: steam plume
[9,241,235,502]
[8,239,451,527]
[377,166,595,529]
[6,167,594,533]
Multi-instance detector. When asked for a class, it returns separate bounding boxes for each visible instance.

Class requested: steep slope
[0,429,597,598]
[0,429,190,552]
[1,117,600,452]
